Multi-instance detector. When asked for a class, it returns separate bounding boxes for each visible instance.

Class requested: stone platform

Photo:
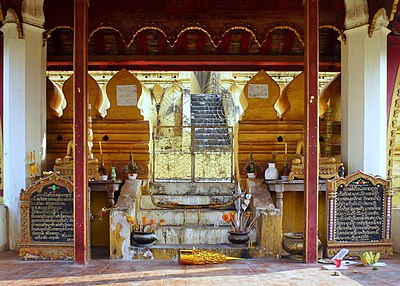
[111,179,281,260]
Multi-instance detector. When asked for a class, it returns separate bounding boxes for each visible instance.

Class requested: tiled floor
[0,251,399,285]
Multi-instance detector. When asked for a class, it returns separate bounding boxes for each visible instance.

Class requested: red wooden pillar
[303,0,319,263]
[74,0,90,264]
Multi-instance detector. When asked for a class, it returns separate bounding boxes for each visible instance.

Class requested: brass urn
[282,232,322,260]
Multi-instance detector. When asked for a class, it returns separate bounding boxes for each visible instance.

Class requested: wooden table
[265,179,327,213]
[89,180,124,207]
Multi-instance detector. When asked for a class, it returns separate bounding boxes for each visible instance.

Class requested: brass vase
[282,232,322,260]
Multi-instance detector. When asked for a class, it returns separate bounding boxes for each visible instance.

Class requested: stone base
[19,244,74,260]
[289,163,338,180]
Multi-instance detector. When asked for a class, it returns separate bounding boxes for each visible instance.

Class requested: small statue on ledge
[289,140,339,180]
[54,139,99,179]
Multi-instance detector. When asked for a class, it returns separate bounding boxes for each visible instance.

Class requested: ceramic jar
[128,174,138,180]
[264,163,279,180]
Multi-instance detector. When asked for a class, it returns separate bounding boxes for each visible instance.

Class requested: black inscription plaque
[327,171,393,257]
[30,183,74,242]
[334,178,384,243]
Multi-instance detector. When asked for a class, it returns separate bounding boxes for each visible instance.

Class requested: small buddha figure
[54,140,98,179]
[291,140,336,165]
[290,140,338,180]
[55,140,74,166]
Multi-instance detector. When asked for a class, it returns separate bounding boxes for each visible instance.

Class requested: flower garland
[90,206,115,222]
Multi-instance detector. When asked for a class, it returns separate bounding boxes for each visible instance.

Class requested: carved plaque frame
[19,173,74,260]
[326,170,393,257]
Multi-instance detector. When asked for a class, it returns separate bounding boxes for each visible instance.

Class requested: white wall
[0,205,7,252]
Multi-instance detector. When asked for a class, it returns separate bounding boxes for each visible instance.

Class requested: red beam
[303,0,319,264]
[73,0,89,265]
[47,57,341,72]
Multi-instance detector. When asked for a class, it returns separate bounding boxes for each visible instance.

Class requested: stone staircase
[131,182,258,259]
[127,94,256,258]
[190,94,231,148]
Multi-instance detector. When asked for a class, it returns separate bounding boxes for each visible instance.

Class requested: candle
[327,98,331,108]
[99,141,102,155]
[33,150,36,161]
[285,143,287,155]
[29,150,32,161]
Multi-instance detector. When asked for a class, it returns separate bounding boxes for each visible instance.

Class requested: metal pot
[282,232,322,260]
[131,231,157,247]
[228,230,250,245]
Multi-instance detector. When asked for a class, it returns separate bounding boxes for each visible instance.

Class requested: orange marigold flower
[222,213,230,222]
[229,211,235,220]
[142,216,147,226]
[126,215,134,225]
[246,212,251,220]
[159,219,165,225]
[149,219,155,226]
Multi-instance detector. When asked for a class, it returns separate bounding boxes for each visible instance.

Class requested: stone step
[129,244,261,260]
[152,226,256,245]
[190,106,225,114]
[138,209,233,226]
[194,132,230,139]
[190,111,224,117]
[194,145,231,150]
[195,128,230,134]
[141,194,235,210]
[149,182,236,196]
[155,225,229,244]
[191,121,227,127]
[190,104,222,110]
[190,115,225,119]
[191,96,221,103]
[195,138,231,146]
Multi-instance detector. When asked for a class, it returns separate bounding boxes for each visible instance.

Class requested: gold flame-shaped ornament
[178,249,241,265]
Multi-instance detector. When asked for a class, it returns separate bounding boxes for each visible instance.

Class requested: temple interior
[0,0,399,265]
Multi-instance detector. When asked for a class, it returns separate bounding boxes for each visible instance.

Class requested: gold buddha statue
[54,140,99,179]
[289,140,339,180]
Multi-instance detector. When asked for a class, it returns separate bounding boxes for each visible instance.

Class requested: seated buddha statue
[289,140,338,180]
[54,140,99,179]
[291,141,336,165]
